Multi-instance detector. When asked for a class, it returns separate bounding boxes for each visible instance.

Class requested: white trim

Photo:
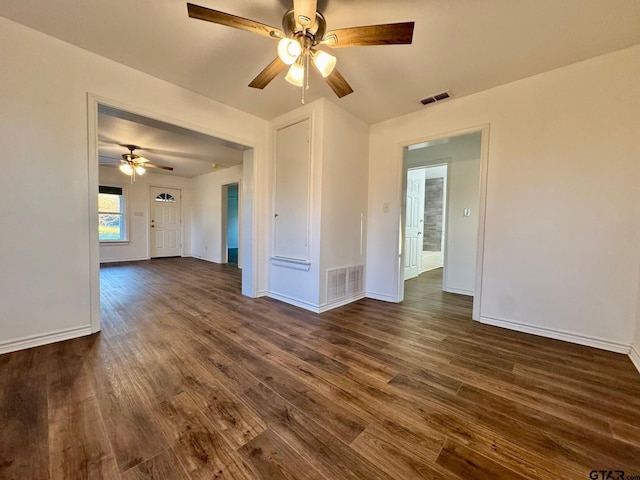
[630,345,640,374]
[443,287,474,296]
[479,315,631,354]
[267,291,365,313]
[0,326,93,355]
[87,94,101,333]
[270,256,312,271]
[100,256,149,263]
[318,293,366,313]
[396,124,490,321]
[267,291,321,313]
[366,291,397,302]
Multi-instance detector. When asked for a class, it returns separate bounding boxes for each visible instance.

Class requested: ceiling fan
[186,0,415,102]
[103,145,174,182]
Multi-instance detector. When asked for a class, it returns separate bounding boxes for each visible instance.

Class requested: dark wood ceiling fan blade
[143,163,174,171]
[187,3,284,39]
[324,69,353,98]
[324,22,414,48]
[248,57,287,89]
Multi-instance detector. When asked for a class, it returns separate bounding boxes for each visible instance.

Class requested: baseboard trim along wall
[365,291,397,302]
[267,291,321,313]
[443,287,474,296]
[480,315,631,354]
[318,293,366,313]
[100,256,148,263]
[0,325,93,355]
[629,345,640,374]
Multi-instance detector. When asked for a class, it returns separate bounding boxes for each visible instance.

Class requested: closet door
[273,118,311,261]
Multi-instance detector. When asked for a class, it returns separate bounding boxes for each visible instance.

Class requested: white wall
[99,166,193,262]
[407,134,481,294]
[319,100,370,307]
[367,44,640,351]
[0,17,269,352]
[267,99,369,311]
[191,165,242,263]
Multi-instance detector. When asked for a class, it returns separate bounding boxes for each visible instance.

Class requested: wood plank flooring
[1,257,639,479]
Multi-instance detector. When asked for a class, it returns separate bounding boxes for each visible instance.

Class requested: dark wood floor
[1,258,639,479]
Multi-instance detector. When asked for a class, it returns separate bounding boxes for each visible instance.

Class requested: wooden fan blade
[187,3,284,39]
[324,69,353,98]
[248,57,287,89]
[143,163,174,171]
[324,22,414,48]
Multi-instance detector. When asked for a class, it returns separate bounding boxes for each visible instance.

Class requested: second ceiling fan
[187,0,415,101]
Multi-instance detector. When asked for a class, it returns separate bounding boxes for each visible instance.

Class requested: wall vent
[420,90,453,106]
[327,265,364,303]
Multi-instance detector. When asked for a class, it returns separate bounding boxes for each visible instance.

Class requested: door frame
[149,185,183,258]
[87,93,259,333]
[398,124,490,321]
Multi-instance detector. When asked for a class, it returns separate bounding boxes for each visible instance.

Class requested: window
[99,185,126,241]
[155,192,176,202]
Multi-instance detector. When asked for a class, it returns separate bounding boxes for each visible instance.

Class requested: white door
[404,168,425,280]
[150,187,182,258]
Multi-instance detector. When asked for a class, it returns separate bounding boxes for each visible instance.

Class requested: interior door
[150,187,182,258]
[404,168,425,280]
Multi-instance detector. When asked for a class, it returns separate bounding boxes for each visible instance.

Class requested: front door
[150,187,182,258]
[404,168,425,280]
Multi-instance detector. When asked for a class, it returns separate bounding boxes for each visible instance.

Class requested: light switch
[383,202,390,213]
[134,211,144,217]
[463,208,471,217]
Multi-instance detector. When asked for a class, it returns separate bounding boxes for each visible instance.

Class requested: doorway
[401,130,484,308]
[225,183,239,265]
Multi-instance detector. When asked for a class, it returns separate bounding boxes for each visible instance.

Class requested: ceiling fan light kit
[186,1,414,102]
[277,37,302,64]
[116,145,174,183]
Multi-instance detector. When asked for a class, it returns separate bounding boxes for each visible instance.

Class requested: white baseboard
[479,315,631,354]
[420,265,443,273]
[267,291,366,314]
[267,291,321,313]
[443,286,474,296]
[366,291,397,302]
[630,345,640,374]
[100,256,148,263]
[189,254,223,264]
[318,293,366,313]
[0,325,93,355]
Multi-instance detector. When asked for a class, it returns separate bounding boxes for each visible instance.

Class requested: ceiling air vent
[420,90,453,106]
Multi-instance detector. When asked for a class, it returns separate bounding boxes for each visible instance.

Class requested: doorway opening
[88,95,257,333]
[401,128,487,319]
[223,183,239,265]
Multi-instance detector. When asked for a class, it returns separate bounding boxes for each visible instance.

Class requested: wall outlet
[383,202,390,213]
[463,208,471,217]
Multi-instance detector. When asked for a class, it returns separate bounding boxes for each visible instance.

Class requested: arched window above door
[155,193,176,202]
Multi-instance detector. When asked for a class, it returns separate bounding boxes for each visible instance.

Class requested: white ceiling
[2,0,640,124]
[98,105,246,178]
